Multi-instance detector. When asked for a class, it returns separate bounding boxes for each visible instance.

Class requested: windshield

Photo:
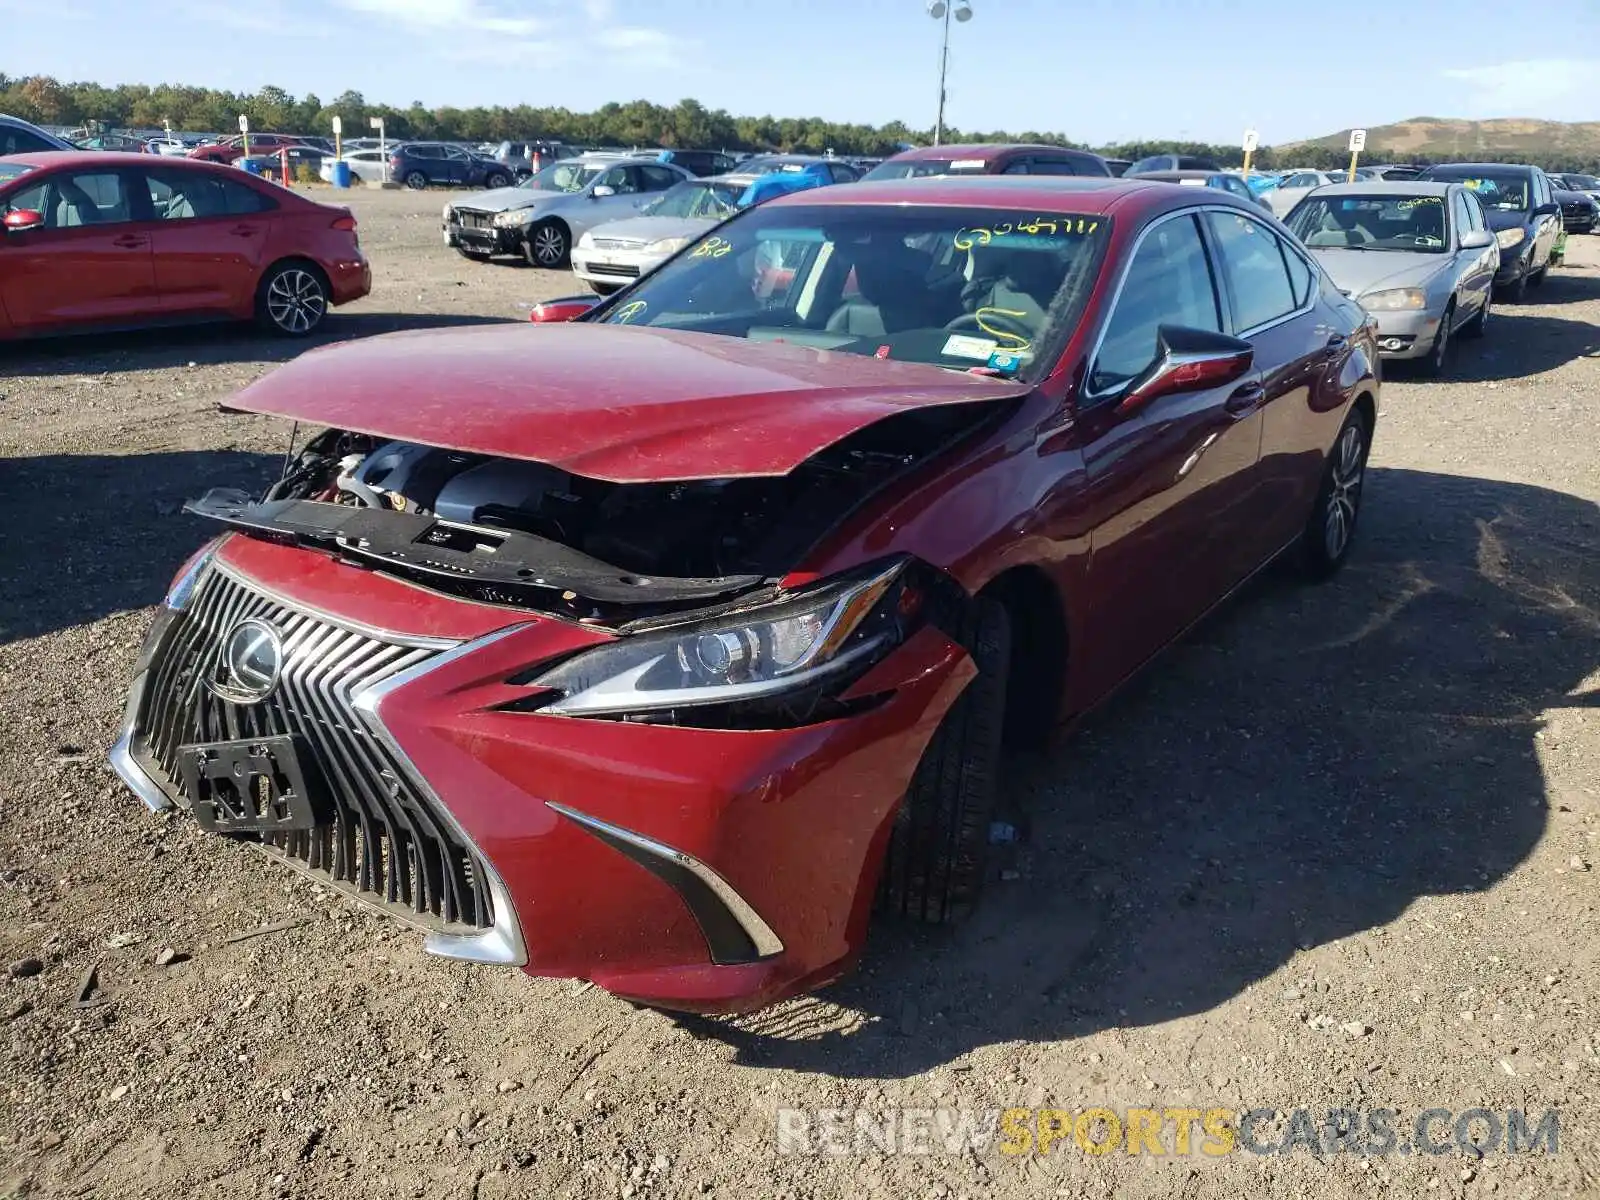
[1565,174,1600,190]
[739,157,811,176]
[861,158,990,180]
[524,159,605,192]
[643,180,742,219]
[1287,194,1448,252]
[1426,172,1529,211]
[591,204,1110,380]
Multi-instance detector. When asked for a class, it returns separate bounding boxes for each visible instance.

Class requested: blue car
[730,154,860,203]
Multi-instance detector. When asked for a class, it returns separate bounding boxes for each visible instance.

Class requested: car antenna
[279,421,300,483]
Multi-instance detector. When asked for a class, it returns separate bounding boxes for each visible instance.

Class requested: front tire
[404,170,428,190]
[1459,290,1491,339]
[485,171,511,190]
[879,598,1011,924]
[1298,408,1370,580]
[255,261,329,337]
[1419,302,1453,378]
[524,221,569,268]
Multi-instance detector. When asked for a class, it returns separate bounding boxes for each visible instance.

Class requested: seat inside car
[825,240,942,336]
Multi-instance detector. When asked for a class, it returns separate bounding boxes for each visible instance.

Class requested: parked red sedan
[0,153,369,339]
[110,177,1378,1013]
[188,134,307,165]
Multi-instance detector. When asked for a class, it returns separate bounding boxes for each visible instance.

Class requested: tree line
[3,74,1594,171]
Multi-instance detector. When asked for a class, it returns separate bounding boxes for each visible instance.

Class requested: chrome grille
[457,210,494,229]
[587,262,641,277]
[130,567,496,933]
[591,237,644,250]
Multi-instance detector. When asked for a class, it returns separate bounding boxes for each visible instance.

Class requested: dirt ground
[1,188,1597,1200]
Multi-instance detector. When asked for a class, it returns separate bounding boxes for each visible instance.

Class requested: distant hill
[1277,117,1600,169]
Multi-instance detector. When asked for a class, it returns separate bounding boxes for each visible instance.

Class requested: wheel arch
[976,564,1070,750]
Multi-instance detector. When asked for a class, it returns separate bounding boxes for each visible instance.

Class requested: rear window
[861,157,992,180]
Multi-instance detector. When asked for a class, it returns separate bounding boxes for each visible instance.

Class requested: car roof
[883,142,1087,162]
[761,174,1219,215]
[1133,169,1221,181]
[1307,181,1457,197]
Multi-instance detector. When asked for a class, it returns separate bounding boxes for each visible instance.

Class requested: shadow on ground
[0,311,515,378]
[0,450,280,644]
[684,468,1600,1078]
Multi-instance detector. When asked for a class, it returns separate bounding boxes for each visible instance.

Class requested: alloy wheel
[531,224,566,267]
[1323,423,1365,560]
[265,269,327,335]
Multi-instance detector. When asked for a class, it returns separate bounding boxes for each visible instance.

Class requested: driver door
[0,167,156,332]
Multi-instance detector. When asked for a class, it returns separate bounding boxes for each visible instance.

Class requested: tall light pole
[928,0,972,147]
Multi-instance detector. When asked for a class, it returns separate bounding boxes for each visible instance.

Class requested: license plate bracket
[177,735,324,834]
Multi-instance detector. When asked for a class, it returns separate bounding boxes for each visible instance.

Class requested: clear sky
[5,0,1599,145]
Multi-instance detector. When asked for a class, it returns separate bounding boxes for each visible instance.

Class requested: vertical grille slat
[130,567,495,934]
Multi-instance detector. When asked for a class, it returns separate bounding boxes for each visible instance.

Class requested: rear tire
[254,261,330,337]
[879,598,1011,924]
[486,171,511,190]
[1298,407,1370,581]
[404,170,428,190]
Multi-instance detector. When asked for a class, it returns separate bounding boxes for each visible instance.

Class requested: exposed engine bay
[189,403,1008,622]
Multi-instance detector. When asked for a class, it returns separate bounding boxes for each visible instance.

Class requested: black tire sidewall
[405,171,427,190]
[1299,407,1371,579]
[255,262,329,337]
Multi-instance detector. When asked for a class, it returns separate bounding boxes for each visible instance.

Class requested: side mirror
[2,209,44,233]
[1533,202,1560,217]
[1116,325,1254,415]
[591,185,615,198]
[528,295,602,323]
[1460,229,1495,250]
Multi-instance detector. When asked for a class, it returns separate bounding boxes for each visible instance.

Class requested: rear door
[140,166,275,316]
[0,166,156,331]
[1073,208,1263,691]
[1202,207,1340,555]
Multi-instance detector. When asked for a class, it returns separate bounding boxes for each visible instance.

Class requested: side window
[1002,160,1031,175]
[410,145,440,159]
[637,165,681,192]
[0,127,57,156]
[1091,214,1222,394]
[601,166,637,193]
[1030,159,1080,176]
[220,178,270,214]
[1204,210,1298,331]
[1451,191,1474,241]
[1281,242,1314,306]
[14,171,134,228]
[1464,191,1487,231]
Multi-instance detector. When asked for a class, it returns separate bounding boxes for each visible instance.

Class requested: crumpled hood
[583,215,713,244]
[225,322,1029,482]
[453,186,561,213]
[1308,248,1447,296]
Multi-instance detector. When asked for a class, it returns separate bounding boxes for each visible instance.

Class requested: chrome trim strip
[351,623,532,967]
[545,801,785,960]
[209,562,459,650]
[110,725,173,812]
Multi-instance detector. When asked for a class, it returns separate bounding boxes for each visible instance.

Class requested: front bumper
[572,246,671,289]
[445,215,527,255]
[1363,307,1441,360]
[111,535,973,1012]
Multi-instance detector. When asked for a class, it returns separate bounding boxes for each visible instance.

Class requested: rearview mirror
[1116,325,1255,415]
[591,185,615,198]
[2,209,44,233]
[528,295,602,323]
[1460,229,1495,249]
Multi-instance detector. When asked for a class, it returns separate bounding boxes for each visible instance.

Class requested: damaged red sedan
[110,177,1378,1012]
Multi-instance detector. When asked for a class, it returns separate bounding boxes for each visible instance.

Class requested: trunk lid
[226,322,1029,482]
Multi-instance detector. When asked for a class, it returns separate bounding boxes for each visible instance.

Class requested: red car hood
[227,323,1029,482]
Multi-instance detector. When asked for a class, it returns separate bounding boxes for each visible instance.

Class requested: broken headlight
[528,561,913,718]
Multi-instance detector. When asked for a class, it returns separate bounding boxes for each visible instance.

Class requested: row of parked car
[437,141,1585,384]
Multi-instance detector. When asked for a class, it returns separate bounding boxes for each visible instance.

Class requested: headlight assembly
[644,236,689,255]
[523,561,916,719]
[1496,227,1526,250]
[577,231,596,249]
[493,209,535,228]
[1361,288,1427,311]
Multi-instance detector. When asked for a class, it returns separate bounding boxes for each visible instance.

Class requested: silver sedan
[1284,181,1500,377]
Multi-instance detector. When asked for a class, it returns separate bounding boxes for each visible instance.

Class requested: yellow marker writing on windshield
[614,300,647,323]
[690,236,733,259]
[975,306,1032,352]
